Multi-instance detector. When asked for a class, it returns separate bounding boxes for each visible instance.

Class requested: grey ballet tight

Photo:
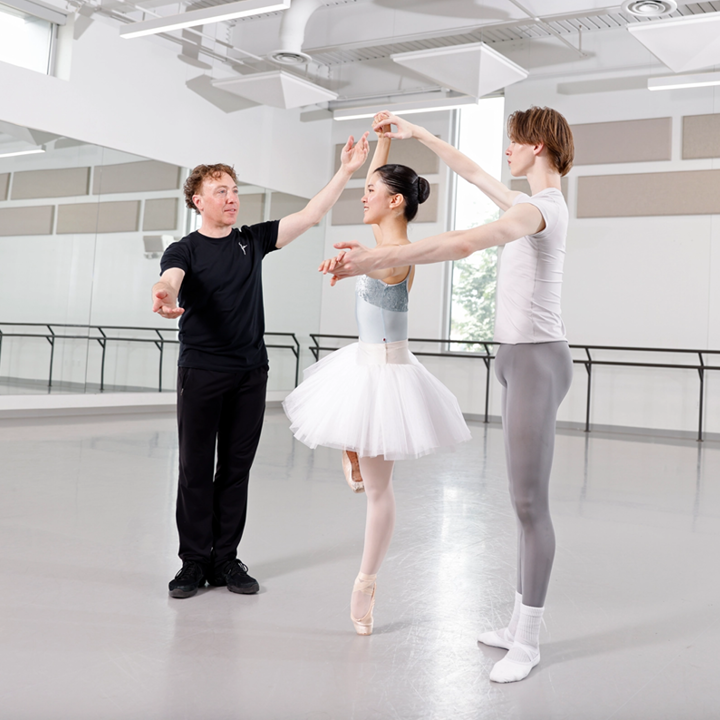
[494,341,573,608]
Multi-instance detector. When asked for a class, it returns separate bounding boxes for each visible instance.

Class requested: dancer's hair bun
[374,163,429,222]
[417,177,430,205]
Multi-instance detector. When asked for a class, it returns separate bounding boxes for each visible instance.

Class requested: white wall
[0,17,330,199]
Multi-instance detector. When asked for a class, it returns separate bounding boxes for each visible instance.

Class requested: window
[0,2,54,74]
[449,96,505,344]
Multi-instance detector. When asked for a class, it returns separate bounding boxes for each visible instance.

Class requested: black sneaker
[168,560,206,598]
[209,559,259,594]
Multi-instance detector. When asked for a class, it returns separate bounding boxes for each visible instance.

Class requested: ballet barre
[309,335,720,442]
[0,323,300,393]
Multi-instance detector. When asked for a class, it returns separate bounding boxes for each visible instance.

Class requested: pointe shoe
[342,450,364,493]
[350,572,376,635]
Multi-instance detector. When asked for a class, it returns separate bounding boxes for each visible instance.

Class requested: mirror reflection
[0,123,315,395]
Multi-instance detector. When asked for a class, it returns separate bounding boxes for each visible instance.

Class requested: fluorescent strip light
[0,148,45,158]
[120,0,290,39]
[333,96,478,121]
[648,71,720,91]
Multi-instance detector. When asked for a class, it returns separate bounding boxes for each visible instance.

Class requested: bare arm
[320,202,544,283]
[365,113,392,247]
[152,267,186,319]
[276,133,369,249]
[375,112,519,212]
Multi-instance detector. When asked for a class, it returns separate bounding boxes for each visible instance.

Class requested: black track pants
[175,365,268,569]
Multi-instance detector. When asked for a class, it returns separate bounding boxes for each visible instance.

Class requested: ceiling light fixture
[0,147,45,158]
[120,0,291,39]
[333,96,478,122]
[648,70,720,91]
[621,0,677,17]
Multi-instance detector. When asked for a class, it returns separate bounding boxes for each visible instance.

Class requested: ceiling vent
[621,1,677,17]
[269,0,322,65]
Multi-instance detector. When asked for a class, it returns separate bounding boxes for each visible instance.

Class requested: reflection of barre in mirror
[151,134,370,600]
[283,113,471,636]
[324,106,575,683]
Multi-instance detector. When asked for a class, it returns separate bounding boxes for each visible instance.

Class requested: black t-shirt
[160,221,280,372]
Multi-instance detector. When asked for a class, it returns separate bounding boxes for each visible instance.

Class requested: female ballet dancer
[324,107,574,683]
[283,116,471,636]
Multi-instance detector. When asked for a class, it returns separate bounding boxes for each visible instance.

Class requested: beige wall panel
[577,170,720,218]
[143,198,178,231]
[683,114,720,159]
[0,173,9,200]
[510,177,569,201]
[331,184,438,226]
[11,167,89,199]
[270,191,306,218]
[0,205,54,236]
[57,201,140,233]
[92,160,182,195]
[334,139,440,180]
[571,118,671,165]
[233,193,265,226]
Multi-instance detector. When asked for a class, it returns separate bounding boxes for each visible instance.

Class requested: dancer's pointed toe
[350,572,376,635]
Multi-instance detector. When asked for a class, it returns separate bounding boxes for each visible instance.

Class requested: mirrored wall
[0,122,322,395]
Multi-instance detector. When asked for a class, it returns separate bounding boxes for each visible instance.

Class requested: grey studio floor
[1,408,719,720]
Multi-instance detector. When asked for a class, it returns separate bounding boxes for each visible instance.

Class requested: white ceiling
[53,0,720,111]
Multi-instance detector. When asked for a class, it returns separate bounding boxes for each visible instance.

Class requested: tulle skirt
[282,339,471,461]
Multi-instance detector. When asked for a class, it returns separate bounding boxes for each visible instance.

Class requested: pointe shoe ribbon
[342,450,364,493]
[351,572,376,636]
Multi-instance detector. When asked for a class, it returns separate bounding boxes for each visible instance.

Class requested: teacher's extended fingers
[157,305,184,319]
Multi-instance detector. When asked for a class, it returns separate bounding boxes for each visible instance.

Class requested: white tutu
[283,339,471,461]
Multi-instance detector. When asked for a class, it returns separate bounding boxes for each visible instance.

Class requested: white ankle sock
[489,604,543,683]
[478,591,523,650]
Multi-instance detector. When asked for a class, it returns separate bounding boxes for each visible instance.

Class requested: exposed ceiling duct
[269,0,323,65]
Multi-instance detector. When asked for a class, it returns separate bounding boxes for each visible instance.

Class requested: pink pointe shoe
[342,450,364,493]
[351,572,376,635]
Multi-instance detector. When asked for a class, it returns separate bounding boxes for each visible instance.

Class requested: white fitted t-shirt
[493,188,568,345]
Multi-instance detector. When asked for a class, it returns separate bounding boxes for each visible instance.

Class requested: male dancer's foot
[488,604,543,683]
[208,559,260,594]
[477,591,523,650]
[168,560,206,598]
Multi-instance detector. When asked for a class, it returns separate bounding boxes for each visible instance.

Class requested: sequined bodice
[355,273,409,343]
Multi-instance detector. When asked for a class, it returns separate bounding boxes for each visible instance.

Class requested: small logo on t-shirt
[239,242,247,255]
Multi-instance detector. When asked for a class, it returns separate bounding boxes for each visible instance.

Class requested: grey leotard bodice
[355,273,410,344]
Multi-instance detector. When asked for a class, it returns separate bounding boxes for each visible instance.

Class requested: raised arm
[374,111,519,212]
[320,202,544,283]
[276,133,369,249]
[366,113,393,244]
[152,267,186,319]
